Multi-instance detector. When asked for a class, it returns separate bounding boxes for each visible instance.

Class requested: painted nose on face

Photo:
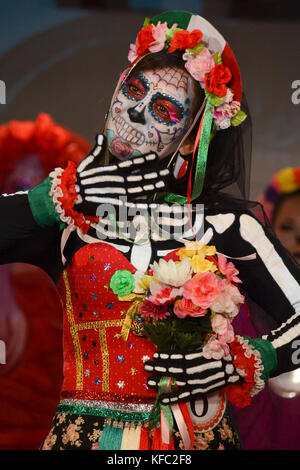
[127,104,146,125]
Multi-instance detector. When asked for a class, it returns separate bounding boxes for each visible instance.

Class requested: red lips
[110,136,133,159]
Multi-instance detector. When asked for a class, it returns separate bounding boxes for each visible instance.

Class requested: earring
[173,152,189,180]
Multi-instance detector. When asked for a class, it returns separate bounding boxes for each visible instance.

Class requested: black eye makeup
[122,73,150,101]
[148,92,185,126]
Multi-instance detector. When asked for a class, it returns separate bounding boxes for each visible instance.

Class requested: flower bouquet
[109,241,245,449]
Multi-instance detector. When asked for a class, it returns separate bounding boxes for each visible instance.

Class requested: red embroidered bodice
[56,242,157,404]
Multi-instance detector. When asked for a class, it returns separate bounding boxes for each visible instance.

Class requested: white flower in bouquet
[152,257,193,287]
[210,282,244,319]
[133,270,151,294]
[148,279,184,305]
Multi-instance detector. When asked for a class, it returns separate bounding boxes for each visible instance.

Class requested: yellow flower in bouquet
[190,255,217,273]
[177,242,217,273]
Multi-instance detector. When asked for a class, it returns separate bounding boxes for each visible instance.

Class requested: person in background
[232,166,300,450]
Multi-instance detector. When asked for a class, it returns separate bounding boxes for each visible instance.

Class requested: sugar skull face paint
[105,65,196,160]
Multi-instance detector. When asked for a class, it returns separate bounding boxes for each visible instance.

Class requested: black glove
[144,349,243,404]
[74,134,170,216]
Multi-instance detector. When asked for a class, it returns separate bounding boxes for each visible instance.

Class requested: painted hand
[144,349,242,404]
[74,134,170,216]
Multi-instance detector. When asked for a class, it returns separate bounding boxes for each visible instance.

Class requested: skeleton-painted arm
[236,212,300,376]
[145,210,300,404]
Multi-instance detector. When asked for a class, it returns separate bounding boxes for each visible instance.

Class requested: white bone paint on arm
[239,213,300,353]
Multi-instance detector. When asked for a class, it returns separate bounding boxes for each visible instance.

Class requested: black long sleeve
[0,192,64,283]
[204,209,300,376]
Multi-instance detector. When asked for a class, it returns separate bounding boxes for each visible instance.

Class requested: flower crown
[128,19,247,131]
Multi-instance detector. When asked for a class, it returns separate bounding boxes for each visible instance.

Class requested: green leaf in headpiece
[214,51,223,64]
[204,89,224,107]
[231,110,247,127]
[187,43,205,54]
[143,17,150,27]
[165,27,182,41]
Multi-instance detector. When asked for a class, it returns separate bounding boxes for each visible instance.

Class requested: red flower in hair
[169,29,203,53]
[136,24,154,57]
[204,64,232,97]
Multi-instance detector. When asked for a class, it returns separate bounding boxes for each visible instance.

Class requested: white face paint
[104,65,196,160]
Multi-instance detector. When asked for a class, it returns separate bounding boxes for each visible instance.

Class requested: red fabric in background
[0,265,63,450]
[0,113,90,450]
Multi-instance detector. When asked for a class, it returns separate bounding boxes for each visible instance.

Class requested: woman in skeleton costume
[1,11,300,450]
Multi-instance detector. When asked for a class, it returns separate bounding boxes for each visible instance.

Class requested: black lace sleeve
[0,192,64,283]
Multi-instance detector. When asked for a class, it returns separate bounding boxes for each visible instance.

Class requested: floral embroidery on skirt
[40,411,242,450]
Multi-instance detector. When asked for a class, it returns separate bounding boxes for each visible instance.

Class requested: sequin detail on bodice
[57,242,157,404]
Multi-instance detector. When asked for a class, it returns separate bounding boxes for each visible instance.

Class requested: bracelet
[49,161,98,234]
[223,335,265,408]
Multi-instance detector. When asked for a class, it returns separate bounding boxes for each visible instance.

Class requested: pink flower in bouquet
[184,48,215,86]
[149,21,168,53]
[140,299,170,320]
[174,297,207,319]
[202,334,230,360]
[217,254,242,284]
[148,280,183,305]
[210,282,244,319]
[211,314,235,343]
[183,271,223,309]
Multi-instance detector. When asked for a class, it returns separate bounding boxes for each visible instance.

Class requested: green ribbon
[98,423,124,450]
[159,377,176,432]
[148,376,176,431]
[164,100,214,205]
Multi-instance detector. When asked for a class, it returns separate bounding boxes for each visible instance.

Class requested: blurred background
[0,0,299,451]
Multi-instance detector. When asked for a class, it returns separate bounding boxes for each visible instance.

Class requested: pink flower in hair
[128,43,138,63]
[184,48,215,87]
[149,21,168,53]
[213,93,240,130]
